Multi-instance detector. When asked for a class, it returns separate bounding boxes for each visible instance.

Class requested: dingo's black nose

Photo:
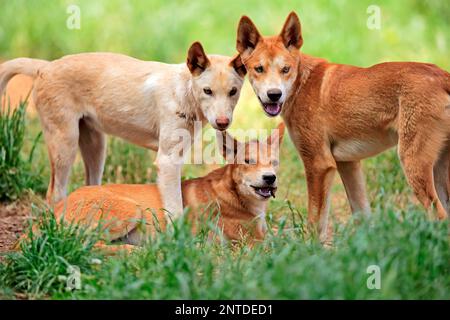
[267,89,282,102]
[263,174,276,185]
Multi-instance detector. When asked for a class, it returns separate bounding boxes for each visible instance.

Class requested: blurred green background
[1,0,449,65]
[0,0,449,218]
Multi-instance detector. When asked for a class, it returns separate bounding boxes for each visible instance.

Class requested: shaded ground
[1,71,35,255]
[0,201,32,255]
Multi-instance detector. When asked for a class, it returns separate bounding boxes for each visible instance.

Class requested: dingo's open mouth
[251,185,277,198]
[259,98,282,117]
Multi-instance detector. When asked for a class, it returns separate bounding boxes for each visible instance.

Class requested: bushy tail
[0,58,49,99]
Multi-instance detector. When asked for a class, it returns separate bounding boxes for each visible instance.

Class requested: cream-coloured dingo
[0,42,246,219]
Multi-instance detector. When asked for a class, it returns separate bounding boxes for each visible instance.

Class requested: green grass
[0,206,103,299]
[80,208,449,299]
[102,138,157,185]
[0,100,44,201]
[1,206,448,299]
[0,0,449,299]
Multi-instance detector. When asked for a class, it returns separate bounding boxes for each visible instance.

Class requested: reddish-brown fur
[18,125,284,252]
[236,12,450,241]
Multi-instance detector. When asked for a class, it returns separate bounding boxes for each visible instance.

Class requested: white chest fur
[331,130,398,161]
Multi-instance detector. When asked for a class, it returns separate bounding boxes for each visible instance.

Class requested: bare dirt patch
[0,200,32,255]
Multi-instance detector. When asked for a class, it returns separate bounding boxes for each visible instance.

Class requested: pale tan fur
[0,43,246,219]
[236,12,450,242]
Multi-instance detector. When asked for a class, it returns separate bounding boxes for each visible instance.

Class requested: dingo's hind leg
[79,118,106,186]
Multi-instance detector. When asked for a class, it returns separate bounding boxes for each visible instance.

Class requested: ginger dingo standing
[235,12,450,240]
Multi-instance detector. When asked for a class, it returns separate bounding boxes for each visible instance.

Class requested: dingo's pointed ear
[217,130,241,162]
[237,15,261,56]
[229,54,247,77]
[279,12,303,50]
[268,122,285,146]
[187,42,211,75]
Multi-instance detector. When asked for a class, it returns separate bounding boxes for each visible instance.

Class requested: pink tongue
[265,104,280,115]
[259,188,271,196]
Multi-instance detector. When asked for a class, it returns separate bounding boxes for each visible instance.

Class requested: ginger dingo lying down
[0,42,246,219]
[28,124,284,251]
[236,12,450,241]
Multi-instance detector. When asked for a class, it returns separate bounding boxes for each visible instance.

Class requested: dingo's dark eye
[203,87,213,95]
[272,160,279,166]
[245,158,256,165]
[281,66,290,74]
[254,65,264,73]
[229,87,237,97]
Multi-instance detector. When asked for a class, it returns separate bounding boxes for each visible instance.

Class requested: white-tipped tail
[0,58,49,99]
